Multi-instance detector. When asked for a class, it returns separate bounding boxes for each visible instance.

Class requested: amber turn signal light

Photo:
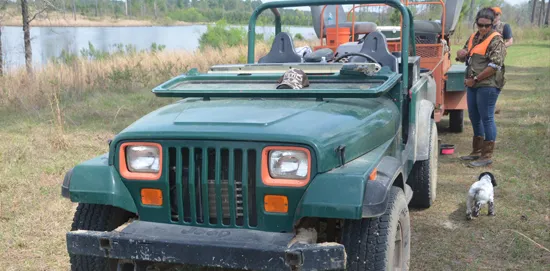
[264,195,288,213]
[141,188,163,206]
[369,168,378,181]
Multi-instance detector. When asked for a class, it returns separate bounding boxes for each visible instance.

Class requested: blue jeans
[467,87,500,141]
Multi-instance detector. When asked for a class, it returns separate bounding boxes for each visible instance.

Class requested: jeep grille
[167,145,258,228]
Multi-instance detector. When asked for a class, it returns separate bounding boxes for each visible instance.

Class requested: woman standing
[456,7,507,167]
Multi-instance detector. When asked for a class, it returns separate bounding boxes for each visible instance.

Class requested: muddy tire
[69,203,134,271]
[341,187,411,271]
[409,120,438,208]
[449,110,464,133]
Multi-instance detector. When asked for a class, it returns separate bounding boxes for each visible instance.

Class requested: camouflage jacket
[463,30,507,88]
[462,30,506,77]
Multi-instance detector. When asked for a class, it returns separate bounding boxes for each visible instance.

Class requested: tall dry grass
[0,43,271,113]
[509,25,550,42]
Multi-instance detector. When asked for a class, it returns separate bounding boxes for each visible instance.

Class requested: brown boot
[469,141,495,167]
[460,136,484,161]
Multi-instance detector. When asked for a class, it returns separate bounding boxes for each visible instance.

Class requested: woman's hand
[464,78,476,88]
[456,49,468,62]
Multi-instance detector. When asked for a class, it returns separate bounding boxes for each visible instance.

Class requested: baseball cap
[492,7,502,14]
[276,68,310,89]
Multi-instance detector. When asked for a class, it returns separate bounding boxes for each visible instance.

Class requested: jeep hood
[114,98,399,172]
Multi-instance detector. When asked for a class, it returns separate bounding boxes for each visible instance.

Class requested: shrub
[199,20,246,49]
[198,20,267,50]
[166,8,206,23]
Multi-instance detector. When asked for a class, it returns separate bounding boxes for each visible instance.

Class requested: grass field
[410,42,550,270]
[0,42,549,270]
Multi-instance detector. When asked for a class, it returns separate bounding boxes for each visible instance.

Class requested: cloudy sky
[503,0,528,4]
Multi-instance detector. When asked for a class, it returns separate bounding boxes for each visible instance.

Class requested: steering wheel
[334,52,380,65]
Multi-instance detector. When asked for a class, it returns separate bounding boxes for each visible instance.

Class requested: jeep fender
[408,74,436,162]
[415,99,435,161]
[61,153,137,214]
[361,156,411,217]
[295,139,411,220]
[425,74,437,105]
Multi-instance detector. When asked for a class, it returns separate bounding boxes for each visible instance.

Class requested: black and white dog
[466,172,497,220]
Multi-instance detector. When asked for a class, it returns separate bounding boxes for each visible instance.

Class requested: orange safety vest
[467,31,501,56]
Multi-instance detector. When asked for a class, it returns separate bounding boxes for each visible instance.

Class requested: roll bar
[248,0,414,96]
[248,0,414,60]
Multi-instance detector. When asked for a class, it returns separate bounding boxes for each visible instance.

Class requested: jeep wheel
[69,203,134,271]
[342,187,411,271]
[409,119,438,208]
[449,110,464,133]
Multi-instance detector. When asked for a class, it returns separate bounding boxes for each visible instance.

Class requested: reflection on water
[1,25,317,71]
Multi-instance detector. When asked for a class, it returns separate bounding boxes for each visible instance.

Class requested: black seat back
[304,48,334,62]
[258,32,302,64]
[359,31,398,72]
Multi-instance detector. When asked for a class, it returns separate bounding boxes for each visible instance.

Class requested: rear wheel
[449,110,464,133]
[69,203,134,271]
[342,187,411,271]
[409,120,438,208]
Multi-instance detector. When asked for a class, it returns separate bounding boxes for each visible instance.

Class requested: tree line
[466,0,549,27]
[1,0,542,27]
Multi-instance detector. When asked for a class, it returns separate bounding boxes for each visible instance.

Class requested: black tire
[69,203,134,271]
[409,120,438,208]
[449,110,464,133]
[342,187,411,271]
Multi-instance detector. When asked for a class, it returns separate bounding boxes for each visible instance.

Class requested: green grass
[413,41,550,270]
[0,42,549,270]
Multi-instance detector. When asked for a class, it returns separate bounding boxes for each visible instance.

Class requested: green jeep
[62,0,441,270]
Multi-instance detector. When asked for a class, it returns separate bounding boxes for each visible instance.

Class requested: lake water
[1,25,317,71]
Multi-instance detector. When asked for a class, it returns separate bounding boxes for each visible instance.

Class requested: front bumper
[66,221,346,270]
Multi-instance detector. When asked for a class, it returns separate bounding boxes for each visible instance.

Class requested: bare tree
[546,1,550,25]
[531,0,538,24]
[0,24,3,76]
[21,0,32,73]
[72,0,76,20]
[126,0,132,17]
[538,0,545,27]
[154,0,158,19]
[21,0,58,73]
[0,0,7,76]
[468,0,476,26]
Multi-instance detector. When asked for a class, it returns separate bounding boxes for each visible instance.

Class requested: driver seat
[357,31,398,72]
[258,32,302,63]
